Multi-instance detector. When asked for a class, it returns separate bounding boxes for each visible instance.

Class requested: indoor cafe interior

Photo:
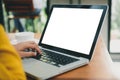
[1,0,120,80]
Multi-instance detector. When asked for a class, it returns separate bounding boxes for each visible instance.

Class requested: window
[110,0,120,53]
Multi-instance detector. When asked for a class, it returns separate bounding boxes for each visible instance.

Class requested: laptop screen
[39,5,107,59]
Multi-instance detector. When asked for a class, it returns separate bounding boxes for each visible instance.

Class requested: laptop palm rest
[22,57,88,79]
[22,58,59,79]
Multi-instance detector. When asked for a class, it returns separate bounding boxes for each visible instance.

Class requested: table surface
[9,33,120,80]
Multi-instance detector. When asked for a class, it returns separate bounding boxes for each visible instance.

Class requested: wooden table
[9,33,120,80]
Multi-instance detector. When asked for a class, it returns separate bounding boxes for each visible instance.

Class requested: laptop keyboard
[33,49,79,67]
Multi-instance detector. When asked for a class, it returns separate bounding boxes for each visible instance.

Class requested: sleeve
[0,25,26,80]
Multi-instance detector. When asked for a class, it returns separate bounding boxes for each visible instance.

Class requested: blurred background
[1,0,120,62]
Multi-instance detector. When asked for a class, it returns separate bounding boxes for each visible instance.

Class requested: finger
[24,41,42,54]
[32,42,42,54]
[20,51,36,58]
[14,41,35,51]
[19,42,35,50]
[18,41,42,54]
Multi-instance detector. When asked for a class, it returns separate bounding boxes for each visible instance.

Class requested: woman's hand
[14,41,41,58]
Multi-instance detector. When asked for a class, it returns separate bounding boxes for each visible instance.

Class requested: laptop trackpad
[22,58,59,79]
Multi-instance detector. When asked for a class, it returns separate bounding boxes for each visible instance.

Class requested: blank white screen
[41,8,103,55]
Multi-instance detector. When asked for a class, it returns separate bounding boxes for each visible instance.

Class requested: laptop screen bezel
[39,5,108,60]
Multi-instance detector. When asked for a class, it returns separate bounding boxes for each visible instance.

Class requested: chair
[3,0,40,32]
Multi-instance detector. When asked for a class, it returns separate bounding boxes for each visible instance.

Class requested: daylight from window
[110,0,120,53]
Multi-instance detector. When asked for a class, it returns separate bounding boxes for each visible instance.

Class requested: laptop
[22,4,108,79]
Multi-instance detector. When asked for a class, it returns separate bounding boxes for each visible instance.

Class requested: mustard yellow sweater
[0,25,26,80]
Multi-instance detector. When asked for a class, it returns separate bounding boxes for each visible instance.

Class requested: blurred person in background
[13,0,42,32]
